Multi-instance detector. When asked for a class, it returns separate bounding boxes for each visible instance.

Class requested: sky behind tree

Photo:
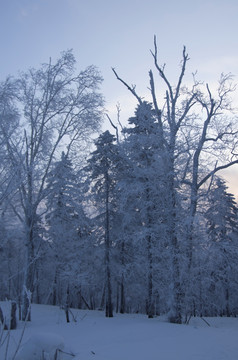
[0,0,238,196]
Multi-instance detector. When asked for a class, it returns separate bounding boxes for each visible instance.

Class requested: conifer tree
[46,152,88,306]
[86,131,122,317]
[121,101,167,318]
[205,177,238,316]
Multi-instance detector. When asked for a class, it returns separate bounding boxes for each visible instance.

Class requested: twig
[68,309,77,323]
[200,317,211,327]
[57,348,75,358]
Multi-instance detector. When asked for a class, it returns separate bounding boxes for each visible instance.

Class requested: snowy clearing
[1,303,238,360]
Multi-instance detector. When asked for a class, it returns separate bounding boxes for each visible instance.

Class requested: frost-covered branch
[112,67,142,104]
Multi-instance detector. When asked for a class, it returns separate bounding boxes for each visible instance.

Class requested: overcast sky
[0,0,238,196]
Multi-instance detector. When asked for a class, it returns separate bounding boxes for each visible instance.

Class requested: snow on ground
[1,302,238,359]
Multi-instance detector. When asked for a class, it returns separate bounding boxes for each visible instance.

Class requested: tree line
[0,41,238,324]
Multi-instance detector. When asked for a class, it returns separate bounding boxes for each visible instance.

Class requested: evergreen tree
[205,177,238,316]
[121,101,167,318]
[46,152,88,307]
[86,131,122,317]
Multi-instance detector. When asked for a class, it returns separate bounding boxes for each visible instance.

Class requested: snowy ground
[1,302,238,359]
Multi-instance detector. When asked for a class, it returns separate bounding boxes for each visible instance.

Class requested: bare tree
[0,50,104,320]
[185,75,238,265]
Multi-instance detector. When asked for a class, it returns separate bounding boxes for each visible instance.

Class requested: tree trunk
[65,285,70,323]
[116,282,119,313]
[120,239,125,314]
[22,224,35,321]
[147,234,153,318]
[100,285,105,310]
[120,275,125,314]
[0,306,8,330]
[225,280,230,317]
[167,158,182,324]
[105,264,113,317]
[52,272,57,306]
[35,267,40,304]
[18,294,21,321]
[105,173,113,318]
[10,301,17,330]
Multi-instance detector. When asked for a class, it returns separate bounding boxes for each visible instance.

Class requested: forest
[0,41,238,326]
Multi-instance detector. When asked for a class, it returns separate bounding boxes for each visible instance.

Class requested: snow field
[1,303,238,360]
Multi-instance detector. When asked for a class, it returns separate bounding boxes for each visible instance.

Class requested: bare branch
[149,70,162,128]
[205,128,238,143]
[176,93,197,130]
[116,103,124,132]
[206,83,213,104]
[106,113,119,143]
[112,68,142,105]
[198,160,238,188]
[174,46,189,102]
[150,36,174,101]
[166,91,172,128]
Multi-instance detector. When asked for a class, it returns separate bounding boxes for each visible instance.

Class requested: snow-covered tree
[46,152,88,307]
[86,131,123,317]
[120,101,168,318]
[0,50,104,320]
[113,38,238,323]
[205,177,238,316]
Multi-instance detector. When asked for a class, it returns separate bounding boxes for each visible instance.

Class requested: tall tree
[121,101,167,318]
[0,50,103,320]
[205,177,238,316]
[0,79,20,207]
[86,131,122,317]
[113,38,238,323]
[46,152,87,306]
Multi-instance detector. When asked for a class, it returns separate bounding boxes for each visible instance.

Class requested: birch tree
[0,50,104,320]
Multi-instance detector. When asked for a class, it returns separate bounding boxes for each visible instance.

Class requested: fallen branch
[200,317,211,327]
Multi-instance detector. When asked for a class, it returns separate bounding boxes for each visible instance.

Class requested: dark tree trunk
[226,287,230,317]
[147,234,153,319]
[120,239,125,314]
[52,272,57,306]
[100,285,105,310]
[10,301,17,330]
[65,285,70,323]
[22,224,35,321]
[105,264,113,317]
[105,173,113,318]
[35,267,40,304]
[77,285,82,309]
[120,275,125,314]
[18,295,21,321]
[116,283,119,313]
[0,306,8,330]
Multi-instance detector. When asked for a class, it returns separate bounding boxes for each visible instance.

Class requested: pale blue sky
[0,0,238,194]
[1,0,238,108]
